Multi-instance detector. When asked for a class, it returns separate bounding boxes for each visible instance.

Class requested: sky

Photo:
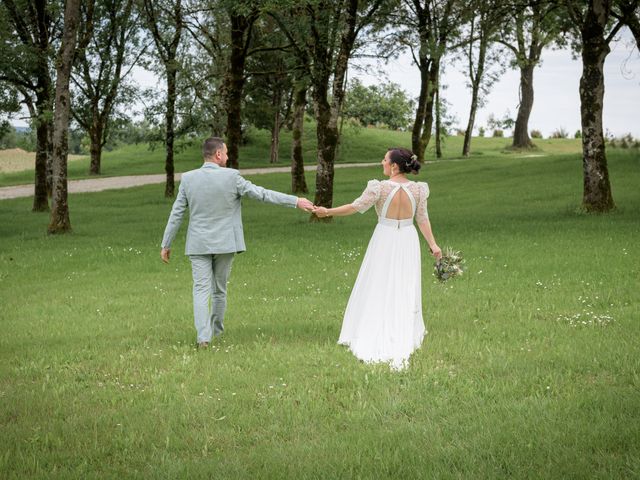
[10,30,639,138]
[352,29,640,138]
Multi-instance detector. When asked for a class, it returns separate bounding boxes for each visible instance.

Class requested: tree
[243,15,296,164]
[140,0,184,197]
[342,78,414,129]
[222,3,258,169]
[267,8,311,193]
[289,77,309,193]
[614,0,640,48]
[183,0,258,169]
[72,0,143,175]
[179,1,227,138]
[498,1,565,149]
[399,0,466,162]
[564,0,638,212]
[273,0,388,220]
[48,0,82,234]
[461,1,506,157]
[0,85,20,148]
[0,0,60,211]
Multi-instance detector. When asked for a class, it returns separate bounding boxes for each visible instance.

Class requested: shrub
[551,127,569,139]
[478,126,485,137]
[605,134,639,149]
[530,129,543,139]
[574,130,582,138]
[492,129,504,138]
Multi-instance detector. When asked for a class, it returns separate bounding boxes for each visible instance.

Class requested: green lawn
[0,121,582,187]
[0,149,638,478]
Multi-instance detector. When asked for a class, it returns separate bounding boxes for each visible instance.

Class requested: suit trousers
[189,253,235,342]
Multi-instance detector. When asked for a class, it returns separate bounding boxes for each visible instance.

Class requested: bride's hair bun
[388,147,421,174]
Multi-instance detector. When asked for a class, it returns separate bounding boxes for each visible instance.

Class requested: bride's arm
[313,204,357,218]
[417,220,442,259]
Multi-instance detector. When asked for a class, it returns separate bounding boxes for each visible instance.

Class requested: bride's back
[384,186,414,220]
[379,181,421,220]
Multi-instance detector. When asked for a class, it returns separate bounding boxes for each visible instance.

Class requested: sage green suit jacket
[161,163,298,254]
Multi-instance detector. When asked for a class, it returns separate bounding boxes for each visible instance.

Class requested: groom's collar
[202,162,221,169]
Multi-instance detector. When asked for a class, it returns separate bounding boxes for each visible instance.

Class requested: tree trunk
[462,34,487,157]
[579,11,614,212]
[270,87,282,164]
[512,64,535,149]
[411,61,430,162]
[435,85,442,159]
[311,90,337,222]
[419,59,440,160]
[462,83,480,157]
[165,67,177,197]
[224,14,251,170]
[33,102,50,212]
[48,0,81,234]
[88,121,102,175]
[46,121,53,196]
[291,83,308,194]
[30,4,53,212]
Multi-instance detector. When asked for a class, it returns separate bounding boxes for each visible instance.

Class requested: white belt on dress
[378,216,414,229]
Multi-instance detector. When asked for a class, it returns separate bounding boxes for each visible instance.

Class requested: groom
[160,137,314,348]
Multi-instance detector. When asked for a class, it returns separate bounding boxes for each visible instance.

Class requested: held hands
[296,198,315,212]
[312,206,330,218]
[161,248,171,264]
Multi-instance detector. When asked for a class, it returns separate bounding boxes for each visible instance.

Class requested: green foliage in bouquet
[434,247,465,282]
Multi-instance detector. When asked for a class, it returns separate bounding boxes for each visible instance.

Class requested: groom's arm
[236,174,310,209]
[160,181,188,259]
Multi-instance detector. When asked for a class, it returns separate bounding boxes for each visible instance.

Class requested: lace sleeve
[351,180,381,213]
[415,181,430,224]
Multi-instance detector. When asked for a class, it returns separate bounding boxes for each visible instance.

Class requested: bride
[313,148,442,369]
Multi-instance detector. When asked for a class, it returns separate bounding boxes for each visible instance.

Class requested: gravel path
[0,162,380,200]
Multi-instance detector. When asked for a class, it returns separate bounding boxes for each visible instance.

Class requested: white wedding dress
[338,179,430,370]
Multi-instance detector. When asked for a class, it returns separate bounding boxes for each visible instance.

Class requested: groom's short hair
[203,137,225,160]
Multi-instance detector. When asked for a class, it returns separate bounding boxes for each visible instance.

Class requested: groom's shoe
[197,341,209,349]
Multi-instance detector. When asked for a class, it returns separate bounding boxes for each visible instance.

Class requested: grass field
[0,122,582,187]
[0,148,87,174]
[1,146,639,478]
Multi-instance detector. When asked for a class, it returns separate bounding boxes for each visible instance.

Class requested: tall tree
[243,15,295,165]
[0,0,59,211]
[72,0,143,175]
[268,9,311,193]
[289,77,309,193]
[397,0,467,162]
[180,0,227,137]
[185,0,258,169]
[461,1,506,157]
[141,0,184,197]
[223,5,258,169]
[613,0,640,47]
[48,0,82,234]
[564,0,637,212]
[274,0,388,220]
[498,1,564,149]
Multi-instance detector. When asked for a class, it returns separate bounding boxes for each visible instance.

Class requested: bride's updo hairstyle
[388,147,421,174]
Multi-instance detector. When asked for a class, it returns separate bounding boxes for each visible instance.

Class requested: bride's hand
[430,244,442,260]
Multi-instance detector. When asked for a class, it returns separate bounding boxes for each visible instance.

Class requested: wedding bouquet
[434,247,465,282]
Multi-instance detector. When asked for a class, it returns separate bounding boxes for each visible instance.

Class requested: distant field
[0,124,584,187]
[0,148,88,174]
